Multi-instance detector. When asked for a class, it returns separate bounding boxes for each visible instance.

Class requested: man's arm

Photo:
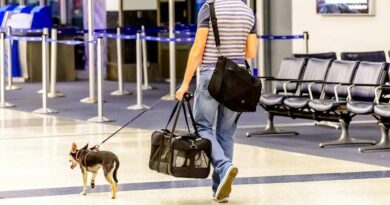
[175,28,209,101]
[245,33,258,59]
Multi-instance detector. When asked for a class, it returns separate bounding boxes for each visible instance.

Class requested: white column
[33,29,58,114]
[118,0,123,27]
[87,38,113,123]
[141,25,153,90]
[60,0,67,25]
[110,27,131,96]
[0,32,14,108]
[80,0,97,104]
[162,0,176,100]
[19,0,25,5]
[127,33,150,110]
[48,28,65,98]
[256,0,265,77]
[5,27,20,91]
[39,0,45,6]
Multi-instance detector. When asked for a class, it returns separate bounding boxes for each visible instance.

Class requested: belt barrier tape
[1,26,306,44]
[94,32,195,43]
[9,36,43,42]
[95,33,137,40]
[141,35,195,43]
[259,35,304,40]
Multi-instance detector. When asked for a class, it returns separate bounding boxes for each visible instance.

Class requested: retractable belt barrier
[0,26,310,121]
[260,35,304,40]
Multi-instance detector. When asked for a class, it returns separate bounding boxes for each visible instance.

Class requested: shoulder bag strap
[209,2,221,53]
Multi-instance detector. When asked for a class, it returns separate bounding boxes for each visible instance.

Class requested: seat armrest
[374,85,390,103]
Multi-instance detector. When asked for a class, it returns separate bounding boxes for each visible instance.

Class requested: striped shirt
[198,0,256,69]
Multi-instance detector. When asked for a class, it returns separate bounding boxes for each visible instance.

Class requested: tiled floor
[1,108,390,204]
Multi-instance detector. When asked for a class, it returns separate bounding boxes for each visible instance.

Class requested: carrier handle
[164,93,194,135]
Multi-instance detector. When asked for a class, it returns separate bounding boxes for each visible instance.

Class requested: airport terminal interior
[2,0,390,204]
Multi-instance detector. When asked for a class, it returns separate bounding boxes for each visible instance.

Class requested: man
[176,0,257,202]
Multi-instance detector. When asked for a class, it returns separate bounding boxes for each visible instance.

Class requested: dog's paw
[111,195,116,199]
[91,182,95,189]
[80,191,87,195]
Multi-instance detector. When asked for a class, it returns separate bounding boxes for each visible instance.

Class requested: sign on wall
[317,0,375,15]
[106,0,158,11]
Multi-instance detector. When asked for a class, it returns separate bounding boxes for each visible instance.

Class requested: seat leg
[359,123,390,153]
[246,112,299,137]
[320,119,376,148]
[314,121,341,129]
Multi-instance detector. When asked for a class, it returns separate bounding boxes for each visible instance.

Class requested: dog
[69,143,120,199]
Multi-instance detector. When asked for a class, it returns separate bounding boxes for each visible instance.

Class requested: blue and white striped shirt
[198,0,256,69]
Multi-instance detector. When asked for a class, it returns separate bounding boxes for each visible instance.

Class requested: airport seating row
[249,57,390,152]
[294,50,388,62]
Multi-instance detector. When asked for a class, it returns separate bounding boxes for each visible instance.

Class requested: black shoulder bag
[207,2,262,112]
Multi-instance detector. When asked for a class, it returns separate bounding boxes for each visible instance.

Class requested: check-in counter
[21,35,78,82]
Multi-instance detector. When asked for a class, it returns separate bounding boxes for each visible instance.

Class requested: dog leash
[91,90,193,150]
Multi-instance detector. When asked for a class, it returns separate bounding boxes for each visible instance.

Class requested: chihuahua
[69,143,120,199]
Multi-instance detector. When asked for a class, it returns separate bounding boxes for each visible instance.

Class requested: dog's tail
[113,158,120,183]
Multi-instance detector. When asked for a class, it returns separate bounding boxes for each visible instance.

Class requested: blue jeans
[193,69,238,193]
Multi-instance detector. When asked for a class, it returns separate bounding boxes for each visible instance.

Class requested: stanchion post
[303,31,309,54]
[48,28,65,98]
[5,27,20,91]
[60,0,67,25]
[33,28,58,114]
[127,32,150,110]
[162,0,176,101]
[81,0,97,104]
[0,32,14,108]
[88,37,113,123]
[141,25,153,90]
[110,27,131,96]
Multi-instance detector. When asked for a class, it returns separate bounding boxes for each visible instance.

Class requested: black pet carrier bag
[149,95,211,178]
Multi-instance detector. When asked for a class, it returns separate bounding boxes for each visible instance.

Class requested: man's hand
[176,84,189,101]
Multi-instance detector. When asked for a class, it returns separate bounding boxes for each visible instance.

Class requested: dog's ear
[81,143,89,150]
[71,143,77,153]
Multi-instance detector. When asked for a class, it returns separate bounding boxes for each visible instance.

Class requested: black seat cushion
[309,99,345,112]
[374,104,390,118]
[284,97,311,109]
[260,93,286,106]
[347,101,375,114]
